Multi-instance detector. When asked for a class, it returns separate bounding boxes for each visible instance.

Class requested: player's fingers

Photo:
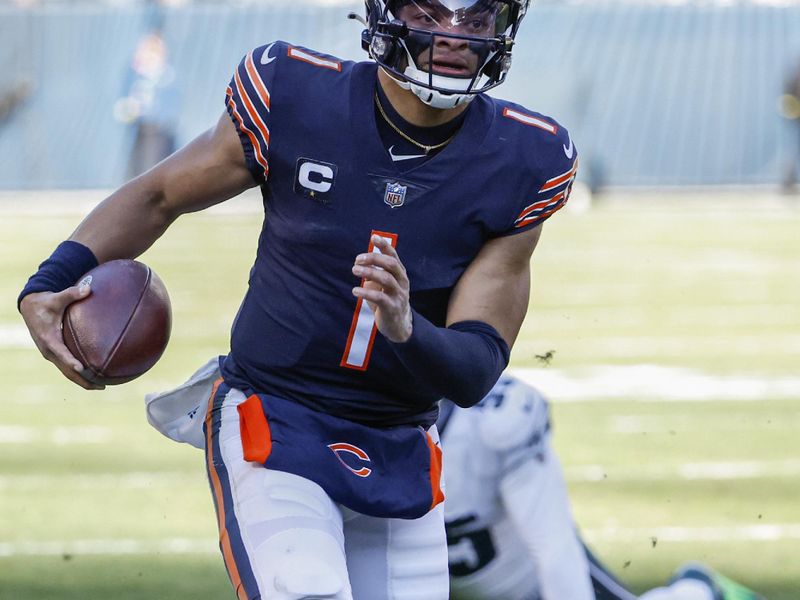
[352,285,392,308]
[51,283,91,310]
[356,251,399,270]
[352,264,402,295]
[352,286,412,343]
[43,331,85,372]
[20,289,102,390]
[354,253,408,287]
[38,330,103,390]
[371,235,399,260]
[24,295,85,369]
[363,236,405,270]
[53,360,104,390]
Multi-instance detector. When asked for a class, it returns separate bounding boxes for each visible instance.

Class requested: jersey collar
[351,61,494,179]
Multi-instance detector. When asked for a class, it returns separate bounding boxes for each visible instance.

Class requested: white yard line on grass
[0,538,216,558]
[0,471,199,491]
[0,425,112,445]
[544,335,800,360]
[5,524,800,557]
[565,458,800,482]
[583,524,800,544]
[0,324,35,348]
[5,458,800,491]
[3,359,799,403]
[510,365,800,402]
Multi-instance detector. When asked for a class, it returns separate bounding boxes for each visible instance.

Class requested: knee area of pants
[252,529,348,599]
[271,552,346,599]
[274,556,349,600]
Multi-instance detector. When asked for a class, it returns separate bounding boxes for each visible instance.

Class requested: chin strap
[382,67,475,109]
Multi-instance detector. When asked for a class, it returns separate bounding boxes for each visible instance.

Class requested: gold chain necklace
[374,92,456,154]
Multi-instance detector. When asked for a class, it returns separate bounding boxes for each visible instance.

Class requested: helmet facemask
[363,0,528,109]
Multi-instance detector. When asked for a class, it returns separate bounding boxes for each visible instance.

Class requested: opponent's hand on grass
[352,235,413,343]
[19,287,105,390]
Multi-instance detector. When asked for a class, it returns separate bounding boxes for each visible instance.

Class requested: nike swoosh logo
[260,43,276,65]
[563,135,574,159]
[388,145,426,162]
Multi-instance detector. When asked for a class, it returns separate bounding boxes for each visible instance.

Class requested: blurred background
[1,0,799,599]
[2,0,800,190]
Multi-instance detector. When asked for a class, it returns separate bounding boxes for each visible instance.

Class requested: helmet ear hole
[370,34,404,69]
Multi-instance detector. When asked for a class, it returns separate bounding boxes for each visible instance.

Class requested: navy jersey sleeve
[225,42,284,184]
[500,107,579,236]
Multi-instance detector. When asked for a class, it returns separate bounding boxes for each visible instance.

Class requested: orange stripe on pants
[204,378,248,600]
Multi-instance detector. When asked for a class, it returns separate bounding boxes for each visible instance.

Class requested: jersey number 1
[340,230,398,371]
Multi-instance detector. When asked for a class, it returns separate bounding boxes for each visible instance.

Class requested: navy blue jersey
[222,42,577,427]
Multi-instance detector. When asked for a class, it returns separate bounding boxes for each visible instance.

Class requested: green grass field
[1,190,798,599]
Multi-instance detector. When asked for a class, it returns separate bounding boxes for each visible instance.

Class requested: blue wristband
[389,311,510,408]
[17,241,99,311]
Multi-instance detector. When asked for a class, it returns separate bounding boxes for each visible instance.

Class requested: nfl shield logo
[383,182,407,208]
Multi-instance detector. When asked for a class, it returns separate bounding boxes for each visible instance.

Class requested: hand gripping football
[62,259,172,385]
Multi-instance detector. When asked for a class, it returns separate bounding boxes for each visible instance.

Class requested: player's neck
[377,69,468,127]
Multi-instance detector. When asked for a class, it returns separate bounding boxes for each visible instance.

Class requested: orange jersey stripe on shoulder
[540,160,578,193]
[515,199,568,228]
[233,67,271,147]
[517,190,566,222]
[226,87,269,179]
[244,51,271,111]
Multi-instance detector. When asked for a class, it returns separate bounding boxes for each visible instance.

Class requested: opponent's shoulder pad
[475,374,550,453]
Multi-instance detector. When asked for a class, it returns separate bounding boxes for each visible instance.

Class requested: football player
[439,374,765,600]
[18,1,577,598]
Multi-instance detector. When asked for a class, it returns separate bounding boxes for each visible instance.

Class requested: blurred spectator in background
[0,80,31,124]
[780,57,800,193]
[114,17,180,179]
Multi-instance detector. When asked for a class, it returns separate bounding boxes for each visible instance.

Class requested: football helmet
[360,0,530,108]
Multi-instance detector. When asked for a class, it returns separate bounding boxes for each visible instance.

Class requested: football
[62,259,172,385]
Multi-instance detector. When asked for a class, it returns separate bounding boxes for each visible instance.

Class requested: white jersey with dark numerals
[439,375,595,600]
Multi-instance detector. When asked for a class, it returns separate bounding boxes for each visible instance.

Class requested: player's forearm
[389,312,510,407]
[70,119,254,263]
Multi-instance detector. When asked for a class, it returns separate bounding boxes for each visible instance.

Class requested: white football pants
[205,384,449,600]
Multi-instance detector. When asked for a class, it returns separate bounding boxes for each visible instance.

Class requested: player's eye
[409,11,438,27]
[466,17,490,32]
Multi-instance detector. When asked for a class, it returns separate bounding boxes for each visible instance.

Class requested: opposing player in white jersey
[438,374,765,600]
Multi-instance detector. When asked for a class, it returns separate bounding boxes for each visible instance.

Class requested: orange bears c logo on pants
[328,442,372,477]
